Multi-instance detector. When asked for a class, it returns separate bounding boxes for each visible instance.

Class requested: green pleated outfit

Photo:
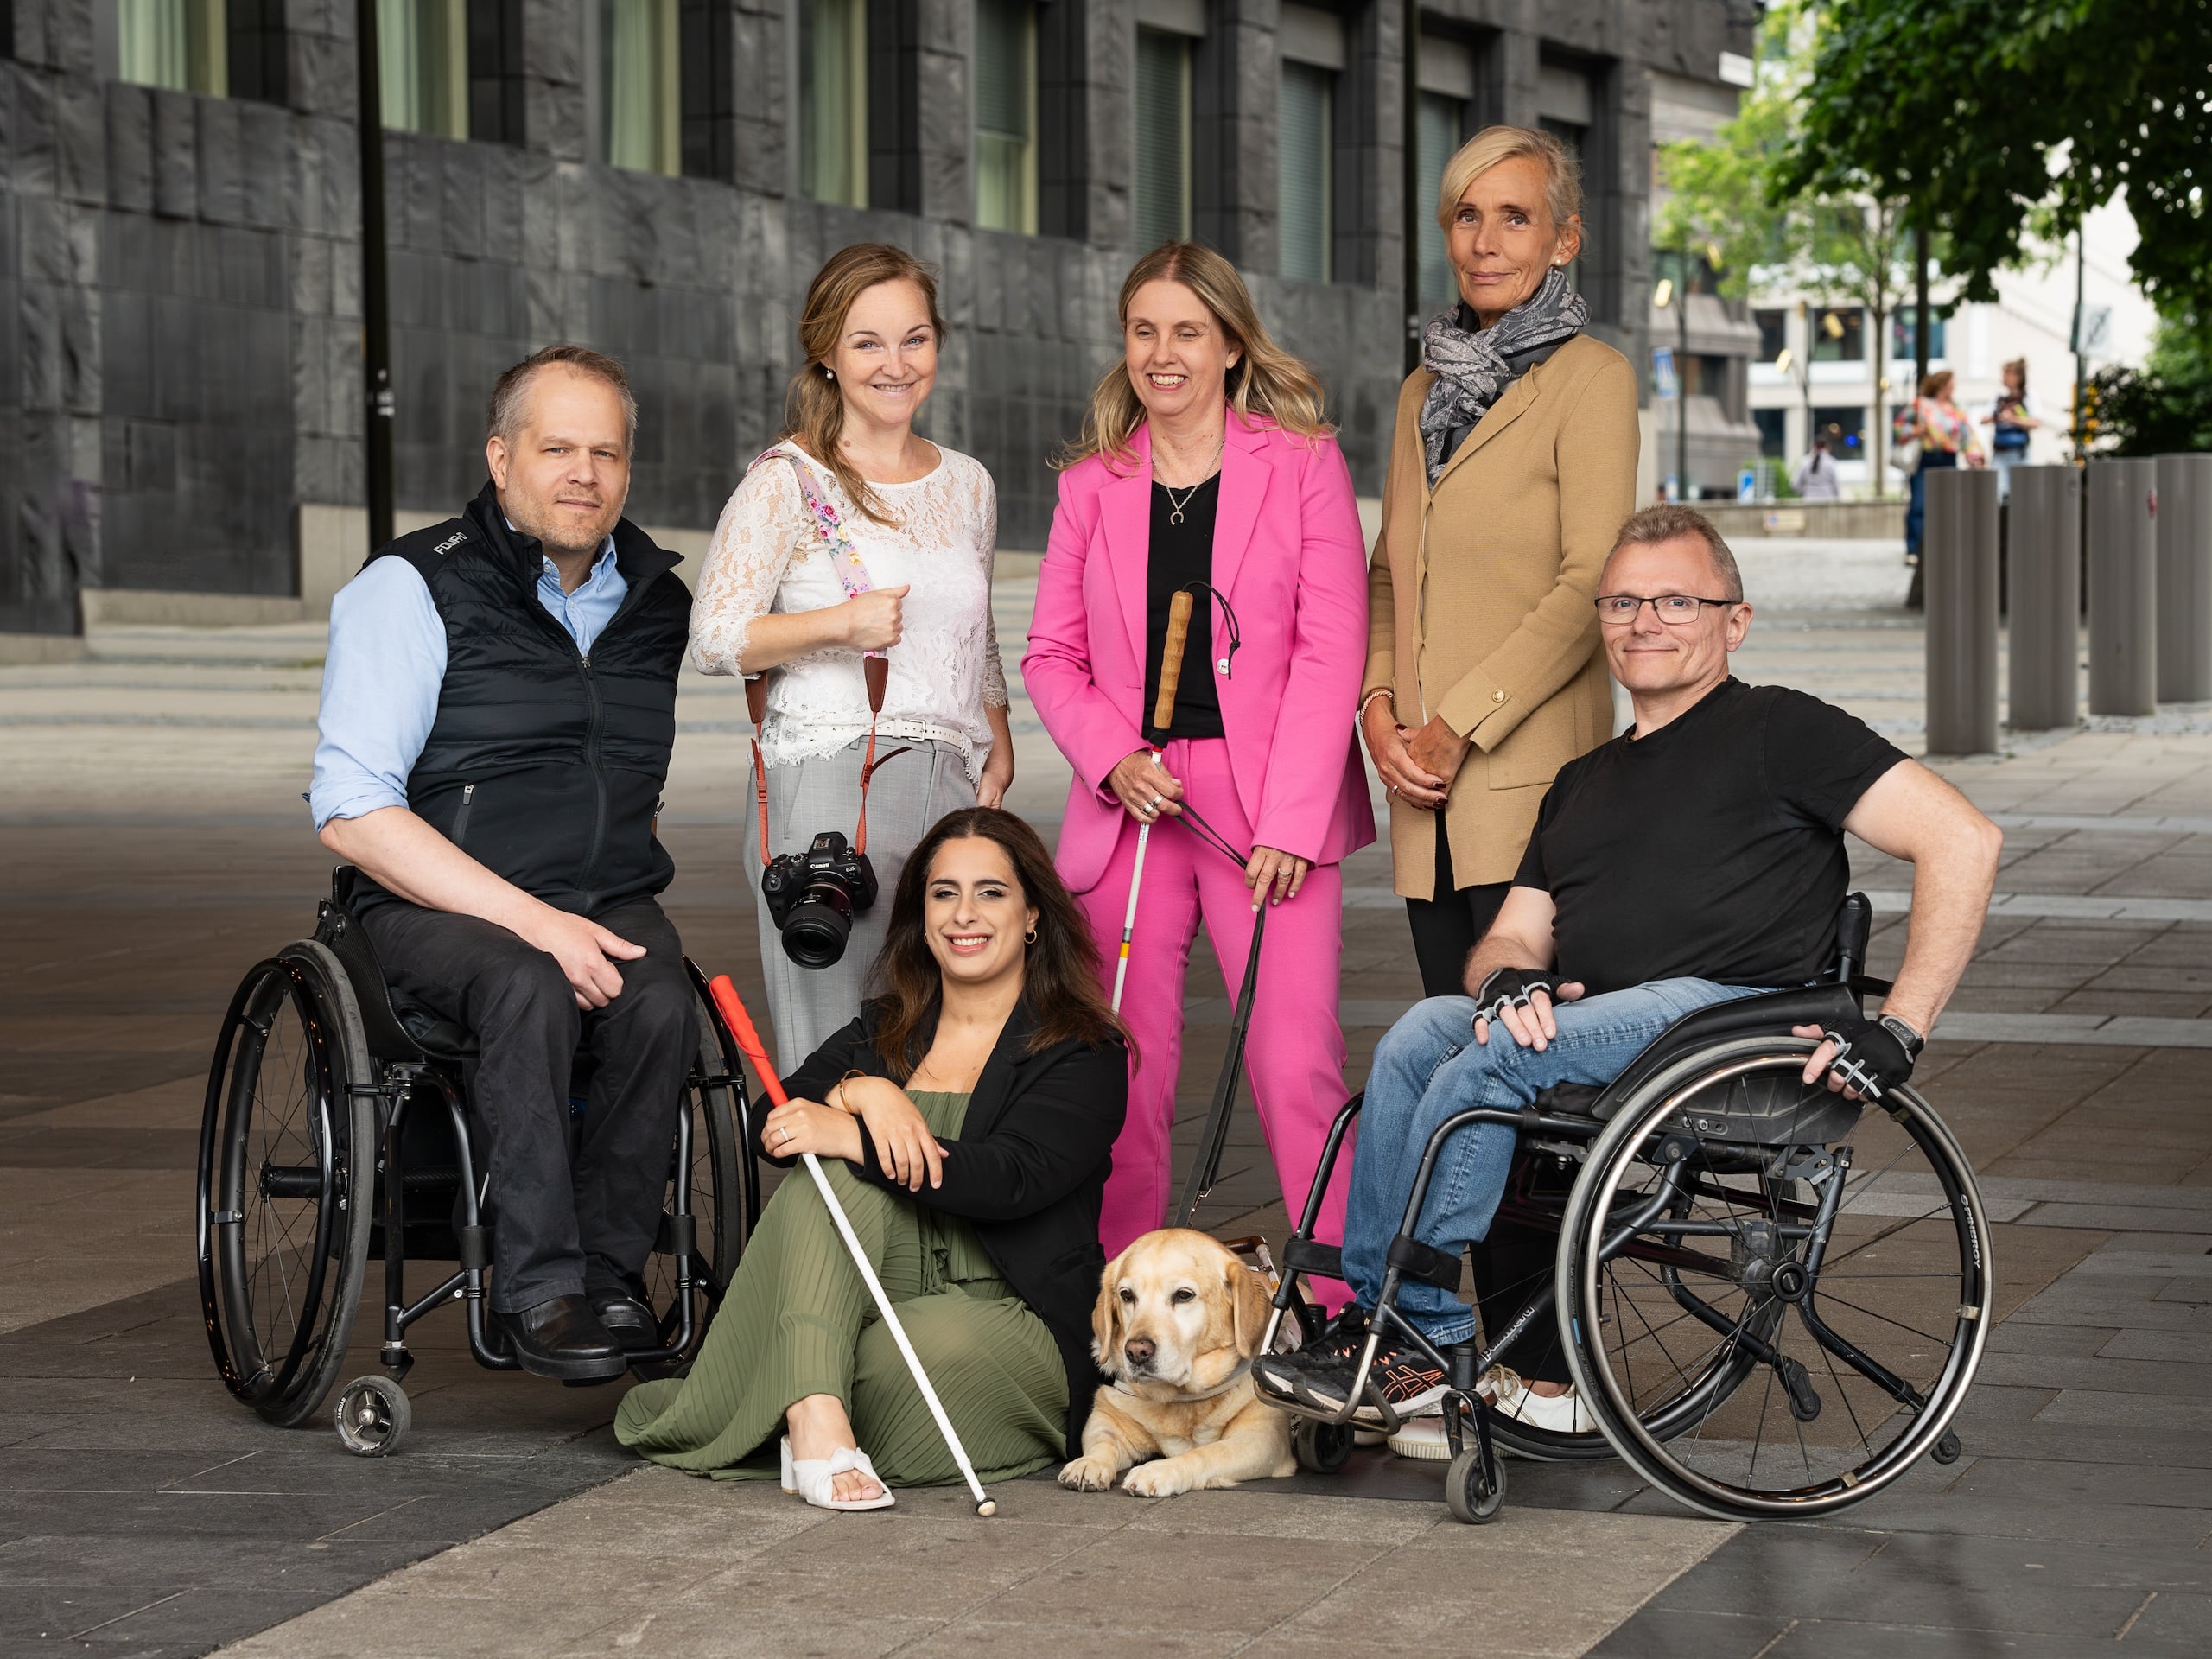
[614,1091,1068,1485]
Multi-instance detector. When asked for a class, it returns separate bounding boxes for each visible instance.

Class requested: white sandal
[779,1434,895,1511]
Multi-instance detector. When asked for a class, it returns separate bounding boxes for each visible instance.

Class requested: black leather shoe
[590,1293,658,1352]
[493,1294,627,1382]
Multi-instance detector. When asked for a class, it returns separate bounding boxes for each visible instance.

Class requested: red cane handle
[707,975,789,1108]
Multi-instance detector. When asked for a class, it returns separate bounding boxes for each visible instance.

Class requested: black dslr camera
[760,830,879,969]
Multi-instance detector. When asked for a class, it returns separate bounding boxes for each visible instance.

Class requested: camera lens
[781,884,854,969]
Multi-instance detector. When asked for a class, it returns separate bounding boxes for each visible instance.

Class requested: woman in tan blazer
[1358,124,1637,1441]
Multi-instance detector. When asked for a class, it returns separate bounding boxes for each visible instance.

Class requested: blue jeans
[1342,980,1760,1344]
[1904,449,1958,559]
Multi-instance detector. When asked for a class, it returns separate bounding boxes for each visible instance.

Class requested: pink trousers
[1075,739,1352,1302]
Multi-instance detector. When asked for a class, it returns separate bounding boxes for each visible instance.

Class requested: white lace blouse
[690,441,1008,781]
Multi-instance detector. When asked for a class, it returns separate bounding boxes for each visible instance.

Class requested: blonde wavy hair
[1058,242,1332,472]
[1437,125,1583,232]
[781,243,948,524]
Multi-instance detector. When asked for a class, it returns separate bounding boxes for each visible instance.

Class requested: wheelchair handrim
[1563,1042,1993,1520]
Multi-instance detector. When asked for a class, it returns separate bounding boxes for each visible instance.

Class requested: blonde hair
[1436,125,1584,233]
[781,243,948,524]
[1058,241,1332,472]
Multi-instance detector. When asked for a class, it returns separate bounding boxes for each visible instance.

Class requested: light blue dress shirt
[308,537,626,830]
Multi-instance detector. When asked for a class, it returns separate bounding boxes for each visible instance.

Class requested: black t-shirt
[1512,678,1906,996]
[1144,474,1224,741]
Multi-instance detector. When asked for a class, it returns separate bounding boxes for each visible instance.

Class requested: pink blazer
[1024,411,1376,896]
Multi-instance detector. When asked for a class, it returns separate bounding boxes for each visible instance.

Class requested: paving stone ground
[2,539,2208,1657]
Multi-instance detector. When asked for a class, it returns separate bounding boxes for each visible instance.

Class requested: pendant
[1169,509,1185,526]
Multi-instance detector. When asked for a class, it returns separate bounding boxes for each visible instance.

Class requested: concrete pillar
[1923,465,2001,755]
[2087,458,2159,716]
[2155,453,2212,702]
[2006,466,2082,730]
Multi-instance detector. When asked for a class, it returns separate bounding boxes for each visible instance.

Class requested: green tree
[1658,3,1923,493]
[2088,314,2212,454]
[1783,0,2212,313]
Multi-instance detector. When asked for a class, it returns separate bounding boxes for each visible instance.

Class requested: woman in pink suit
[1023,242,1373,1277]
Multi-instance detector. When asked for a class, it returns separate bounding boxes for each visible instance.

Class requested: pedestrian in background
[1791,435,1841,501]
[1023,242,1372,1278]
[690,244,1014,1069]
[1983,357,2041,502]
[1896,368,1986,567]
[1358,125,1637,1437]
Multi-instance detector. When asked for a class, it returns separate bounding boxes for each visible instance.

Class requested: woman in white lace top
[690,244,1013,1067]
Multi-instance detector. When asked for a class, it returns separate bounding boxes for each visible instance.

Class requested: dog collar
[1109,1357,1253,1405]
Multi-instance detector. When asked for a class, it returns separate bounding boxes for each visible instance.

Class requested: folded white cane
[1111,588,1195,1014]
[706,975,998,1516]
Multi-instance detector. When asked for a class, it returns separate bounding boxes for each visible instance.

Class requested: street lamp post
[355,0,395,552]
[1655,270,1689,499]
[1402,0,1421,377]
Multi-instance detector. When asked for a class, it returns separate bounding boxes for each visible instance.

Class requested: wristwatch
[1877,1014,1926,1057]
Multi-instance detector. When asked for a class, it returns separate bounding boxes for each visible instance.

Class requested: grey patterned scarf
[1418,268,1589,485]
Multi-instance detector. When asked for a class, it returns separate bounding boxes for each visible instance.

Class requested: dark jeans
[1402,832,1569,1383]
[360,898,697,1313]
[1905,448,1958,560]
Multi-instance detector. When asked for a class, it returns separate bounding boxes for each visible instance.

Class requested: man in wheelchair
[308,346,697,1383]
[1257,504,2004,1430]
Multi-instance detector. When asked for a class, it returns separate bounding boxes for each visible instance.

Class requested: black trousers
[360,898,697,1313]
[1402,832,1572,1385]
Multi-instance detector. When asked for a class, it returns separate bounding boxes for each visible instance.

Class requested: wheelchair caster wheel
[1930,1430,1962,1465]
[1446,1446,1505,1524]
[334,1376,410,1457]
[1293,1420,1355,1475]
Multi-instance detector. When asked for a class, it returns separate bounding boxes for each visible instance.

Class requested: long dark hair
[868,808,1128,1080]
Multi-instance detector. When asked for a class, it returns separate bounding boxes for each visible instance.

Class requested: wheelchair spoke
[1814,1320,1874,1455]
[1808,1287,1958,1351]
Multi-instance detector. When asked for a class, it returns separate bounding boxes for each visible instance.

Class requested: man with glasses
[1258,504,2002,1428]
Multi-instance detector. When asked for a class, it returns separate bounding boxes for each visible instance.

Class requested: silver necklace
[1159,434,1225,525]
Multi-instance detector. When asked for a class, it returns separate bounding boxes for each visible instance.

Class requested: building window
[378,0,467,136]
[1753,408,1786,459]
[1278,60,1333,282]
[800,0,867,204]
[1812,307,1866,364]
[1812,404,1867,457]
[1417,93,1463,307]
[1754,308,1787,363]
[597,0,680,174]
[1134,27,1192,251]
[974,0,1038,233]
[1890,307,1948,362]
[118,0,228,96]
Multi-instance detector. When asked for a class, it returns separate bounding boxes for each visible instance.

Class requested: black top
[352,481,690,921]
[1513,678,1906,996]
[1143,474,1224,742]
[775,999,1130,1456]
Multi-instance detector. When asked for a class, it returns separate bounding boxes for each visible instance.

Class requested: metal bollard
[2087,458,2158,715]
[2006,467,2082,730]
[2155,453,2212,702]
[1923,466,2000,754]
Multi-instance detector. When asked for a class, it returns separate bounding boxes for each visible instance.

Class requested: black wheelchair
[194,869,760,1456]
[1258,894,1992,1525]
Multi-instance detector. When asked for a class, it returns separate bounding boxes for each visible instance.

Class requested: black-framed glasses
[1594,594,1739,626]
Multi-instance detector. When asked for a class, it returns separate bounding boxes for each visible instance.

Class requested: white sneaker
[1491,1377,1592,1434]
[1385,1416,1451,1460]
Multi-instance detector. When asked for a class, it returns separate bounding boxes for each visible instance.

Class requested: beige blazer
[1364,332,1640,897]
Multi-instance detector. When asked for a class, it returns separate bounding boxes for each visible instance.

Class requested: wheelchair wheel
[1293,1419,1355,1475]
[334,1374,411,1456]
[1558,1038,1992,1522]
[639,979,753,1354]
[197,942,377,1427]
[1446,1443,1506,1524]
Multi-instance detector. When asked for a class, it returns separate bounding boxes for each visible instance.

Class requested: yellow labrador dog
[1058,1229,1295,1497]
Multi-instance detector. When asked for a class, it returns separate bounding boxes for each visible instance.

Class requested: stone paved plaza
[3,541,2209,1657]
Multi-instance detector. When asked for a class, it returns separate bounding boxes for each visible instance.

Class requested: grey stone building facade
[1,0,1754,644]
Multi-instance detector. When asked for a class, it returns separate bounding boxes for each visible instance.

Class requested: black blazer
[768,998,1128,1455]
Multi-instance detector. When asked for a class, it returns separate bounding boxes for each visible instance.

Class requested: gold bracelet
[1358,687,1395,718]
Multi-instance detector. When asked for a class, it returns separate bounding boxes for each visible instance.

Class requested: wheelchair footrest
[1281,1238,1344,1282]
[1387,1233,1463,1292]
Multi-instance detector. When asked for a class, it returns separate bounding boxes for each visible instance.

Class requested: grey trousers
[754,736,978,1071]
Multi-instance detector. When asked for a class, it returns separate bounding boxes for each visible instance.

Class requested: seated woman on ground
[615,808,1130,1509]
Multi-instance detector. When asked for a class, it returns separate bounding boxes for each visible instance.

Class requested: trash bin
[2006,467,2081,731]
[1923,466,2000,754]
[2156,453,2212,702]
[2087,458,2158,716]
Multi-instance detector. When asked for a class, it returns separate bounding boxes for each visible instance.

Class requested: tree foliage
[1783,0,2212,311]
[2088,315,2212,454]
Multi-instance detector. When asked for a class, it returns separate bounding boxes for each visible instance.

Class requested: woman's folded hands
[829,1075,950,1192]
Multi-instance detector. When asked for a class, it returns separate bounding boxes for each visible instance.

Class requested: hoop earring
[1024,926,1038,944]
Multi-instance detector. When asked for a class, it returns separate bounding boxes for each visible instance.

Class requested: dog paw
[1120,1460,1193,1498]
[1058,1456,1123,1492]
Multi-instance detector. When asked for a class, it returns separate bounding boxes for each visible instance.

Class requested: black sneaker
[1255,1317,1450,1425]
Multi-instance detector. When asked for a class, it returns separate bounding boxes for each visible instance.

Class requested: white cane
[1111,588,1195,1014]
[707,975,999,1516]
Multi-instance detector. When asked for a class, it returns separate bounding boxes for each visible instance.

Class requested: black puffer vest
[350,482,691,919]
